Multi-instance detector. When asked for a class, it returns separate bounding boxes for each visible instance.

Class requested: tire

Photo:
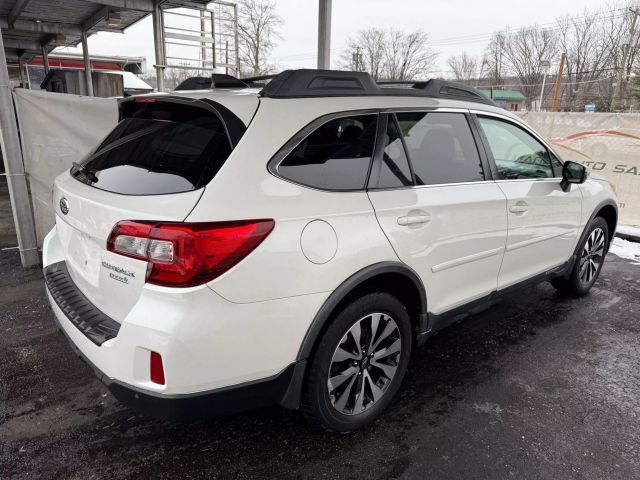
[301,292,412,433]
[551,216,609,296]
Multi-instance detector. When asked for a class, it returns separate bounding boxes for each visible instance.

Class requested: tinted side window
[478,117,554,179]
[395,112,484,185]
[375,115,414,188]
[277,115,377,190]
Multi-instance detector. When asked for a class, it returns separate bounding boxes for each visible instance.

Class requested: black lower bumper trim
[108,362,304,422]
[44,261,120,346]
[50,306,306,421]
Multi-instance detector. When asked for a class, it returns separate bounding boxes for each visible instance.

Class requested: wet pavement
[1,176,639,479]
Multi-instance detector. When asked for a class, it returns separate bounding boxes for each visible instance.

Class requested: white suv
[43,69,617,432]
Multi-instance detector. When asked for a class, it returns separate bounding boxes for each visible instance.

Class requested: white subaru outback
[43,69,617,432]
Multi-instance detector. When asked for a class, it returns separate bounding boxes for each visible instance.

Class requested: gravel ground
[1,178,639,479]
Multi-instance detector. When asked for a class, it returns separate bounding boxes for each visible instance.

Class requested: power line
[482,76,615,89]
[273,5,631,65]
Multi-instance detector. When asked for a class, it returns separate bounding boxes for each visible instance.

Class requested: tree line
[154,0,640,112]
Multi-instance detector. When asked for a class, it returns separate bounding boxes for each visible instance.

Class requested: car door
[474,114,582,289]
[367,111,508,315]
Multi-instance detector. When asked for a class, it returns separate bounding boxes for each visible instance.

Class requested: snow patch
[610,237,640,265]
[617,225,640,239]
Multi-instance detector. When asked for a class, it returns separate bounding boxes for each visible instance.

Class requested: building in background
[481,89,527,111]
[8,53,152,97]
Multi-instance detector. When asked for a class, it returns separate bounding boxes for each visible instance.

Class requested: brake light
[107,219,275,287]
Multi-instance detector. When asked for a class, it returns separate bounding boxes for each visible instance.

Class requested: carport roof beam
[75,0,153,12]
[0,17,83,36]
[7,0,31,25]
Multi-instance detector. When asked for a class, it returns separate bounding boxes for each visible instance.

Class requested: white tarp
[518,112,640,227]
[13,89,118,245]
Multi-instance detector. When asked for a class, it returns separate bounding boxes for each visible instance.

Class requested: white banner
[518,111,640,227]
[13,89,118,245]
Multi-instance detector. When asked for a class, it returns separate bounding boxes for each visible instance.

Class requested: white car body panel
[368,182,508,314]
[495,178,582,289]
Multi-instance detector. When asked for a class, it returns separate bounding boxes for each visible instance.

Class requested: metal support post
[152,1,165,92]
[317,0,332,69]
[81,31,93,96]
[0,27,39,267]
[42,45,49,74]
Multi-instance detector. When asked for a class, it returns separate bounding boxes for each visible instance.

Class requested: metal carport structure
[0,0,209,268]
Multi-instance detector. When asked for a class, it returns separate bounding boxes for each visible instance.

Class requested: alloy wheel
[327,313,401,415]
[579,227,605,285]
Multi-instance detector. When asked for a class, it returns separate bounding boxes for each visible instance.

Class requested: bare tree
[556,9,610,110]
[237,0,282,76]
[483,32,507,86]
[502,26,559,107]
[382,29,438,80]
[340,28,386,79]
[340,28,437,81]
[447,52,479,83]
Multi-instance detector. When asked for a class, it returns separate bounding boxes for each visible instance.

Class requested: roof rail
[260,69,380,98]
[409,79,495,105]
[258,69,496,106]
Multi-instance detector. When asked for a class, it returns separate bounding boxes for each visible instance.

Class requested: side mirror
[560,161,587,192]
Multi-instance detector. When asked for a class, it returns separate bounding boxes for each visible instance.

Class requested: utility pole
[352,46,362,71]
[611,7,640,112]
[551,53,566,112]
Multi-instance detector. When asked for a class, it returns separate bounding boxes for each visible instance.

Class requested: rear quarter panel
[186,97,420,303]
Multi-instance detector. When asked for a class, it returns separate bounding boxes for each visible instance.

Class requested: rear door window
[395,112,484,185]
[72,100,235,195]
[374,115,414,188]
[275,114,378,191]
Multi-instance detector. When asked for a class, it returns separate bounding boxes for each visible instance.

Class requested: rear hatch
[53,95,257,322]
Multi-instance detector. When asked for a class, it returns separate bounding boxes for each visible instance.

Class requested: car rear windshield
[72,100,235,195]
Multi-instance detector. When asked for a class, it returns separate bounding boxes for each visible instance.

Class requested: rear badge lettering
[102,261,136,284]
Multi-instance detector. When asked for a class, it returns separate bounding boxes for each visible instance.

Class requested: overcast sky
[57,0,616,75]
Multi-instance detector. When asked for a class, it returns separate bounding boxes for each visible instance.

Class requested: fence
[518,112,640,226]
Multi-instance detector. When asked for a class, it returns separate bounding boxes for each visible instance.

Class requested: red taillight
[150,351,165,385]
[135,97,156,103]
[107,219,275,287]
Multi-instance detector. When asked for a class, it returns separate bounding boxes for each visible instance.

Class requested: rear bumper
[49,303,304,421]
[42,225,325,419]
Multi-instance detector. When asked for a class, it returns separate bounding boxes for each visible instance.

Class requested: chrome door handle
[397,214,431,226]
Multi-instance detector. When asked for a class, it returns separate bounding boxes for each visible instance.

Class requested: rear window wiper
[71,162,98,183]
